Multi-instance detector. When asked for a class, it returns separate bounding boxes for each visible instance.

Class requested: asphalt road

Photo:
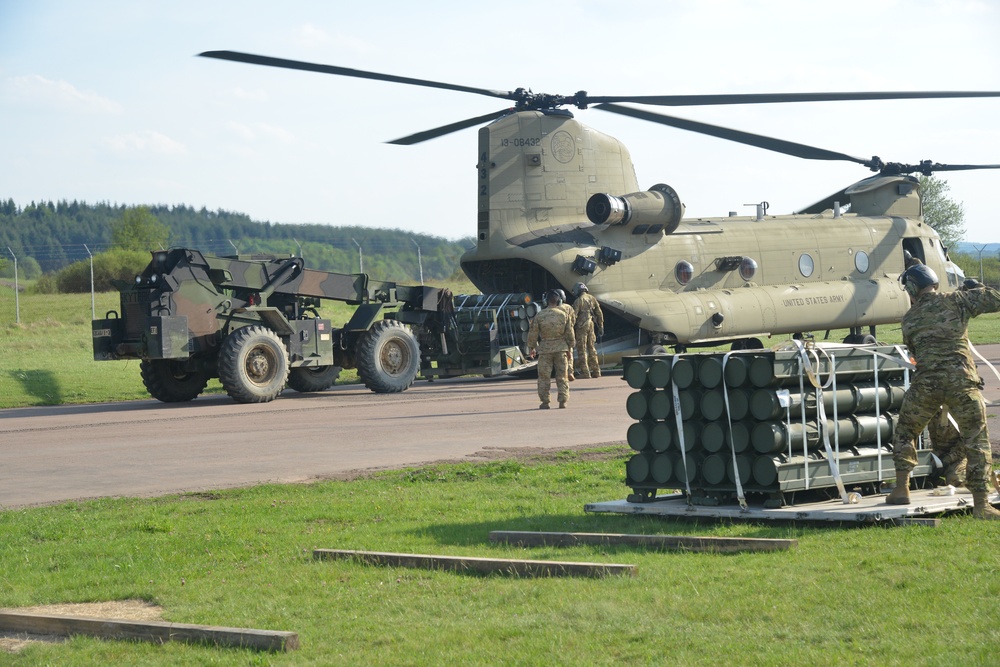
[4,344,1000,510]
[0,373,637,509]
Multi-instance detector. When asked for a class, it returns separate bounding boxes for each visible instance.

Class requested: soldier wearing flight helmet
[887,263,1000,519]
[572,282,604,378]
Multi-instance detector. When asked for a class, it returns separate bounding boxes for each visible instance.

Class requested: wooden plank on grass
[313,549,635,577]
[0,611,299,652]
[489,530,797,553]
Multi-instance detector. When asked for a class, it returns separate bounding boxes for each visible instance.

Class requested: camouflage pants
[574,323,600,378]
[537,351,569,406]
[892,374,993,492]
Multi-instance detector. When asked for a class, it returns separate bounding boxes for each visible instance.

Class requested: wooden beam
[488,530,797,553]
[313,549,636,577]
[0,611,299,652]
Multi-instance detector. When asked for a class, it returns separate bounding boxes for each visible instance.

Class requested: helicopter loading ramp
[584,488,997,526]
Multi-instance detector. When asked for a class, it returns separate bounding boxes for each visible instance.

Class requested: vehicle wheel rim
[245,346,277,385]
[380,340,409,376]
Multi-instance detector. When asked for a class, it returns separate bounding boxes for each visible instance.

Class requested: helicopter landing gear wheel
[286,365,342,393]
[140,359,210,403]
[643,344,669,356]
[731,338,765,351]
[218,326,289,403]
[356,320,420,394]
[843,334,878,345]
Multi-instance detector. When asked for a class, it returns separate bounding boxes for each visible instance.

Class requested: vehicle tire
[356,320,420,393]
[140,359,210,403]
[287,365,342,393]
[218,326,289,403]
[643,344,669,355]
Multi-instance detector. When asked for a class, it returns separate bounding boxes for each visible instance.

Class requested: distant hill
[952,242,1000,257]
[0,199,474,283]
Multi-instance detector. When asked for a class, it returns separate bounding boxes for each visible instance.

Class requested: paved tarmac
[3,344,1000,509]
[0,373,636,508]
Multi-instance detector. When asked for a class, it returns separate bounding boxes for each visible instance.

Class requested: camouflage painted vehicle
[92,248,533,404]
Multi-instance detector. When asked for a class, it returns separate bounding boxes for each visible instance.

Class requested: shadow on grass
[7,368,63,405]
[412,512,802,553]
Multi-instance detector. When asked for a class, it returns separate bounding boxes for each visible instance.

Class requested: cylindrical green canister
[701,421,725,453]
[698,356,724,388]
[624,359,650,389]
[724,355,752,387]
[671,356,697,390]
[626,390,651,420]
[647,391,672,419]
[651,453,673,484]
[701,454,727,485]
[627,420,653,451]
[626,451,654,484]
[752,455,779,487]
[647,358,672,389]
[727,388,750,420]
[700,389,725,422]
[649,422,673,452]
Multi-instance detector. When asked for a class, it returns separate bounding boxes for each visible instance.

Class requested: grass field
[2,451,1000,666]
[4,288,1000,664]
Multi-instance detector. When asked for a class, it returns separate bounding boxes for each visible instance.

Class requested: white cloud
[297,23,330,48]
[5,74,123,114]
[228,86,268,102]
[105,131,187,156]
[227,121,295,143]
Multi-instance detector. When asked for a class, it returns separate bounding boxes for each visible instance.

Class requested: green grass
[1,451,999,665]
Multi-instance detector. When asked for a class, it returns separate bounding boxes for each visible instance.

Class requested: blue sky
[1,0,998,242]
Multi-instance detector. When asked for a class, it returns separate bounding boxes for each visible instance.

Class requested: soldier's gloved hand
[962,278,984,290]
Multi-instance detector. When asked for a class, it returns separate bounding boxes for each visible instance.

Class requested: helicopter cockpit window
[675,261,694,286]
[631,224,649,235]
[855,250,870,273]
[739,257,758,281]
[798,253,815,278]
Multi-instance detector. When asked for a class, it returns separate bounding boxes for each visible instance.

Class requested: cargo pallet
[585,487,996,526]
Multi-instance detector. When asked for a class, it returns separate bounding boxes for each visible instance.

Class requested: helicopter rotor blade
[199,50,513,100]
[594,103,870,165]
[587,90,1000,107]
[388,109,512,145]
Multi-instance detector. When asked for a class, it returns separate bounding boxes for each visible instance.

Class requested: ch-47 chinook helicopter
[199,51,1000,355]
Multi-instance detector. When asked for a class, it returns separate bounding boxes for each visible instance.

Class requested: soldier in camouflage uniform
[887,264,1000,519]
[553,288,576,382]
[572,282,605,379]
[527,291,575,409]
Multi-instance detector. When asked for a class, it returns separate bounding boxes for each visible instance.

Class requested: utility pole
[84,244,95,318]
[6,246,18,324]
[352,239,363,274]
[972,244,989,283]
[411,239,423,284]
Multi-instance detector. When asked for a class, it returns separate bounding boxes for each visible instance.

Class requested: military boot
[972,491,1000,520]
[885,471,911,505]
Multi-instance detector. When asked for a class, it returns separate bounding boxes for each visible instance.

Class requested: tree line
[0,199,475,288]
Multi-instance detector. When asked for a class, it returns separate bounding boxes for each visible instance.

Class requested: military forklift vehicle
[92,247,534,403]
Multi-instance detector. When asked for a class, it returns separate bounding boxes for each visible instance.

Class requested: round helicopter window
[855,250,870,273]
[739,257,758,281]
[675,260,693,286]
[798,253,814,278]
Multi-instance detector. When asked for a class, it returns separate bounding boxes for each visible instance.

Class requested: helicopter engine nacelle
[586,183,685,234]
